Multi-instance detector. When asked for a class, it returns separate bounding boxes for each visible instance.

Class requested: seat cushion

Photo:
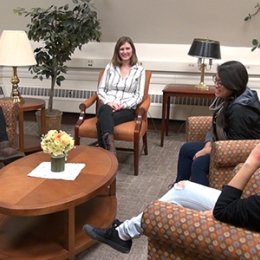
[78,117,148,141]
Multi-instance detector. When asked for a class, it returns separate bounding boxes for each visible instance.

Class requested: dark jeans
[0,106,8,142]
[96,104,135,146]
[175,141,210,186]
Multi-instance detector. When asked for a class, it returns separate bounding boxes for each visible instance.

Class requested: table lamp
[188,38,221,90]
[0,30,36,103]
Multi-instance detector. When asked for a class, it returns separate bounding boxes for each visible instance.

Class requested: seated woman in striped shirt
[96,36,145,155]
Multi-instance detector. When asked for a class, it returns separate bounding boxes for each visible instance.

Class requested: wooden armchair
[0,98,19,147]
[141,116,260,259]
[74,70,152,176]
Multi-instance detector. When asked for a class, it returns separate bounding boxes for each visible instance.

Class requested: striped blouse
[97,63,145,109]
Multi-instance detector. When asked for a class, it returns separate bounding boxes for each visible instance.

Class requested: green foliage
[14,0,101,112]
[251,39,260,51]
[244,3,260,52]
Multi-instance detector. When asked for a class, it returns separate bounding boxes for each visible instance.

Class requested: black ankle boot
[102,133,116,156]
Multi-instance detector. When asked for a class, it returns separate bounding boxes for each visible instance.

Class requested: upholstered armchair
[0,98,19,169]
[141,116,260,259]
[0,98,19,147]
[186,116,260,190]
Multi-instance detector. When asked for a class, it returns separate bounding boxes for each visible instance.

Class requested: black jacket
[206,88,260,142]
[213,185,260,232]
[224,88,260,139]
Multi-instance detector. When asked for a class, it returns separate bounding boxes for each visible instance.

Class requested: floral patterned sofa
[0,98,19,147]
[0,98,19,168]
[141,116,260,259]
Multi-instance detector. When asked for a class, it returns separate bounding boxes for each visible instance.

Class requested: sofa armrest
[209,140,260,189]
[211,139,260,168]
[142,200,260,259]
[186,116,212,142]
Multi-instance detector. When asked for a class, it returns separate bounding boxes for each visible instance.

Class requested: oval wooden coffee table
[0,146,118,259]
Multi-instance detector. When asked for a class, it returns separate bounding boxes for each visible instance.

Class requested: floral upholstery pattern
[210,140,260,190]
[141,116,260,259]
[0,98,19,147]
[186,116,212,142]
[142,196,260,260]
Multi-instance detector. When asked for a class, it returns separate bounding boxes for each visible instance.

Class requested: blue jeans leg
[190,153,210,186]
[117,181,221,240]
[175,142,205,182]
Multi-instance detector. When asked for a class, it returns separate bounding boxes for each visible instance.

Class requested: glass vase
[51,154,65,172]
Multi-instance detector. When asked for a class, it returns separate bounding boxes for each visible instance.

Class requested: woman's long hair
[111,36,138,66]
[213,61,248,135]
[217,60,248,98]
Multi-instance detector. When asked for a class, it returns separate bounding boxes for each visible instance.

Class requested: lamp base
[10,66,23,103]
[194,82,209,91]
[10,92,23,103]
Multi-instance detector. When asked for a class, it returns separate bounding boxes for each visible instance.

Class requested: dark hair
[111,36,138,66]
[217,60,248,97]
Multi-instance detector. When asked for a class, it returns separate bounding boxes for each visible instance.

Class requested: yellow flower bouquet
[41,130,75,157]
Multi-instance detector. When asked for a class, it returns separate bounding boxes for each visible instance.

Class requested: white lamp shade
[0,30,36,67]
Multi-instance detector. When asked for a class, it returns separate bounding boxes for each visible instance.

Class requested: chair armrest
[79,94,98,111]
[135,96,151,133]
[211,139,260,168]
[209,140,260,189]
[75,94,98,126]
[141,200,260,259]
[186,116,212,142]
[136,96,151,115]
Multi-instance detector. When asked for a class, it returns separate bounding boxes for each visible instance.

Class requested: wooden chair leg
[74,128,80,145]
[75,136,80,145]
[134,136,139,176]
[143,133,148,155]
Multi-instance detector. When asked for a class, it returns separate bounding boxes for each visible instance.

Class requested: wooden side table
[160,84,215,147]
[0,146,117,260]
[18,97,46,153]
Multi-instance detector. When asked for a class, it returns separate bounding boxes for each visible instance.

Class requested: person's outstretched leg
[83,181,220,253]
[175,142,205,182]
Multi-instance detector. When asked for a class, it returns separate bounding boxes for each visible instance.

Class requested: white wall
[1,0,260,46]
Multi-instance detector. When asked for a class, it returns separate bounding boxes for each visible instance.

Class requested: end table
[160,84,215,147]
[18,97,46,153]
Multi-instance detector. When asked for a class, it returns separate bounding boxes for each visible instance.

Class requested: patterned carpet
[25,113,186,260]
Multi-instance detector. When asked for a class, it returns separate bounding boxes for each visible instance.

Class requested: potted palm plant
[14,0,101,130]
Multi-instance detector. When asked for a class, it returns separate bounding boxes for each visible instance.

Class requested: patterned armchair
[0,98,19,147]
[141,116,260,259]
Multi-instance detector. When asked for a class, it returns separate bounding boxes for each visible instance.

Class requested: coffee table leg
[64,207,75,260]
